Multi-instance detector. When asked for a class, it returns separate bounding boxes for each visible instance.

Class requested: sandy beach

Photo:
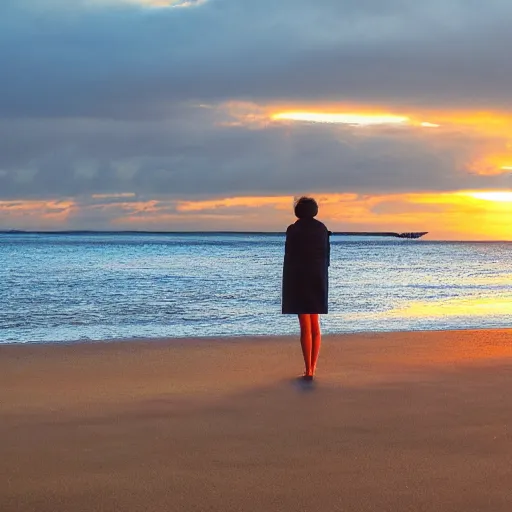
[1,329,512,511]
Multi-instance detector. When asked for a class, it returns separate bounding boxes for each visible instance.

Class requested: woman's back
[284,218,330,268]
[282,217,330,315]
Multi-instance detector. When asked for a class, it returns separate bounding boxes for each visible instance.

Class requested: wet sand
[1,329,512,511]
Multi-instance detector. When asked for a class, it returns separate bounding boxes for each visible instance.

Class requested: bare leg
[298,314,313,376]
[310,314,321,375]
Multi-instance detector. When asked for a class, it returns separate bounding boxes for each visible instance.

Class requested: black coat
[282,218,330,314]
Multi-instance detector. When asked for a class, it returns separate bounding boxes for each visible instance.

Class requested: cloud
[1,104,510,204]
[1,191,510,239]
[1,0,511,237]
[2,0,512,119]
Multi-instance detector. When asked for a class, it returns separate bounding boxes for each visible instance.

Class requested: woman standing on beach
[282,197,330,380]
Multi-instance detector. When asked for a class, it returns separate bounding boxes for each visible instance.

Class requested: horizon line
[2,229,511,242]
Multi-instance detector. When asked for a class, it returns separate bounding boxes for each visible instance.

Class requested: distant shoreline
[2,230,511,242]
[1,230,426,236]
[2,230,286,235]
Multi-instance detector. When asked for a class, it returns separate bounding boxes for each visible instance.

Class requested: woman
[282,196,330,380]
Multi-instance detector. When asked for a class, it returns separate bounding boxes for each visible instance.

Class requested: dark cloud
[1,0,511,218]
[0,110,508,201]
[1,0,512,119]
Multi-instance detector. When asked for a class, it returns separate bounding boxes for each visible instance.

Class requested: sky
[1,0,512,239]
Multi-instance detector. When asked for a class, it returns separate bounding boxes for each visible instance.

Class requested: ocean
[1,232,511,344]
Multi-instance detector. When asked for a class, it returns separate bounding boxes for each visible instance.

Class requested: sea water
[1,232,511,343]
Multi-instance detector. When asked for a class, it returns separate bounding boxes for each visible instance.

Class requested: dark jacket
[282,217,330,314]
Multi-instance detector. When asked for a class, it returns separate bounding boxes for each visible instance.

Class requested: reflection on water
[372,296,512,318]
[1,233,512,343]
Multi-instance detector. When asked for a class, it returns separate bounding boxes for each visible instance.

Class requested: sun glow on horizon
[1,191,511,239]
[463,191,512,202]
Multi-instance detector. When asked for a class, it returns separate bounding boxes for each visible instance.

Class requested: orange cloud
[176,196,292,212]
[272,112,410,126]
[219,101,512,177]
[467,153,512,176]
[0,200,74,227]
[162,192,512,240]
[267,103,512,131]
[1,192,510,240]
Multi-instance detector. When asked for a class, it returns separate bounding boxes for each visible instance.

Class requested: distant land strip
[334,232,428,239]
[1,230,428,238]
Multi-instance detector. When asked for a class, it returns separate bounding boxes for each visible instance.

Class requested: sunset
[2,1,512,511]
[1,0,512,239]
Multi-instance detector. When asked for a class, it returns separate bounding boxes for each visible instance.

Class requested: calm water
[1,233,511,343]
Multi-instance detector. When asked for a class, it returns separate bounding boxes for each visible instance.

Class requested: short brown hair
[294,196,318,219]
